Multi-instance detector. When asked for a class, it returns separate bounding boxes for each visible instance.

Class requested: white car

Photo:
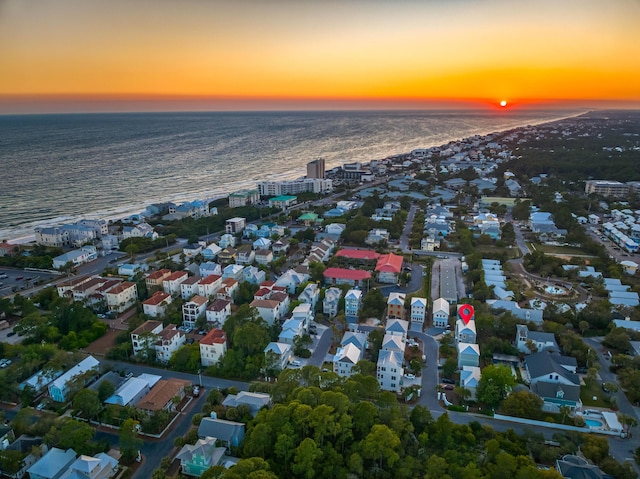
[404,373,416,380]
[290,360,301,367]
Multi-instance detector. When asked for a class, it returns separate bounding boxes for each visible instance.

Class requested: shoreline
[1,109,589,245]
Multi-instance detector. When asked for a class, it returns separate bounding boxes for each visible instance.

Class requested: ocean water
[0,109,581,241]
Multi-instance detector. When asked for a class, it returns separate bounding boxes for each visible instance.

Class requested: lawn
[580,378,611,408]
[534,243,594,257]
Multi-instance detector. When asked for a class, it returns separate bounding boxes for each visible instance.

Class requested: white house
[410,297,427,329]
[205,299,232,326]
[264,342,293,372]
[180,276,201,300]
[250,299,280,326]
[142,291,172,318]
[516,324,559,354]
[155,325,186,363]
[218,234,236,249]
[200,329,228,367]
[198,274,223,298]
[163,271,189,296]
[385,318,409,341]
[298,283,320,310]
[432,297,450,328]
[333,343,363,377]
[377,350,404,393]
[182,295,208,328]
[105,281,138,313]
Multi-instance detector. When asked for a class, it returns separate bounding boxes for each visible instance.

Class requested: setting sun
[500,100,508,107]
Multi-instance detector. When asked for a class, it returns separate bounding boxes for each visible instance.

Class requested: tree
[618,413,638,435]
[476,364,516,408]
[120,419,143,463]
[98,380,116,402]
[45,418,96,455]
[361,424,401,469]
[291,437,323,479]
[0,450,25,476]
[73,389,102,418]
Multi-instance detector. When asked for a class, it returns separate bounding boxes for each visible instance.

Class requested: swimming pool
[585,418,604,428]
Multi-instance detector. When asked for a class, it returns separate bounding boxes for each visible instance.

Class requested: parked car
[290,360,301,367]
[443,384,454,390]
[441,378,455,384]
[404,373,416,380]
[192,386,200,397]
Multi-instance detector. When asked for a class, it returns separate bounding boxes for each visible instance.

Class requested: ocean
[0,109,583,242]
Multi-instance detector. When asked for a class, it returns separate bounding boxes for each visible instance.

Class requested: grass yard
[580,378,611,408]
[534,243,594,256]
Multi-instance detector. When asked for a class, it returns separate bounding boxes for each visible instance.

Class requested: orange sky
[1,0,639,112]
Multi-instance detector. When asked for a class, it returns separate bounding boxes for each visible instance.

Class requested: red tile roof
[186,295,208,306]
[106,281,136,294]
[375,253,403,274]
[143,291,171,306]
[200,328,227,345]
[165,271,188,281]
[132,320,163,335]
[147,269,172,280]
[323,268,372,281]
[336,249,381,260]
[199,274,221,285]
[207,299,230,312]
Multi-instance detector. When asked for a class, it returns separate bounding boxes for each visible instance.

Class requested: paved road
[399,203,417,252]
[307,327,333,368]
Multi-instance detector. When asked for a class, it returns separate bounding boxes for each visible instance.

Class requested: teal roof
[270,195,297,202]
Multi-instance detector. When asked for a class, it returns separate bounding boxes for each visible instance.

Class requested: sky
[1,0,639,113]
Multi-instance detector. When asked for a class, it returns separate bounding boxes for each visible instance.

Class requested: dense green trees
[476,364,516,408]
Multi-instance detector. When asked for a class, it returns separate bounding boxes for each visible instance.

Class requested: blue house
[197,418,245,450]
[48,356,99,403]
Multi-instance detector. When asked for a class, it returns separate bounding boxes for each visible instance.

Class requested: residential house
[341,331,368,351]
[298,283,320,310]
[205,299,231,326]
[181,276,201,300]
[275,268,309,294]
[459,366,481,400]
[104,374,161,406]
[254,249,273,266]
[197,418,245,450]
[366,228,390,245]
[323,268,371,289]
[386,318,409,341]
[252,237,272,250]
[26,447,77,479]
[163,271,189,296]
[279,318,305,345]
[198,274,222,298]
[216,278,239,303]
[48,356,100,403]
[155,325,187,363]
[183,243,203,257]
[235,245,255,265]
[421,236,440,252]
[0,242,16,257]
[272,239,290,255]
[410,297,427,330]
[217,248,237,265]
[344,289,363,321]
[376,253,404,284]
[118,262,148,278]
[136,378,191,414]
[121,222,158,240]
[201,244,222,261]
[377,350,404,393]
[34,227,70,247]
[323,287,342,318]
[105,281,138,313]
[249,299,281,326]
[218,234,236,249]
[455,318,477,344]
[145,269,172,292]
[52,247,98,269]
[525,350,581,411]
[142,291,172,318]
[131,321,164,359]
[291,303,313,327]
[0,425,13,450]
[222,391,272,416]
[387,292,406,319]
[335,248,380,267]
[182,295,208,329]
[264,342,293,372]
[516,325,559,354]
[325,223,346,236]
[200,329,228,367]
[432,297,450,328]
[199,262,222,278]
[457,343,480,368]
[3,435,47,479]
[333,343,363,377]
[176,437,226,477]
[555,455,610,479]
[381,334,405,354]
[243,265,266,284]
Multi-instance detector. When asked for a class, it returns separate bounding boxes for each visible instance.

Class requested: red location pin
[458,304,474,325]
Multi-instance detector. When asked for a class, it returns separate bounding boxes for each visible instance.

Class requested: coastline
[1,109,589,244]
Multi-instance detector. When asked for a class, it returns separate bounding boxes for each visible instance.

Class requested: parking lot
[0,267,59,297]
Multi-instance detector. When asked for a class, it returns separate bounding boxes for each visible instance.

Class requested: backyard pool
[544,285,568,295]
[585,418,604,428]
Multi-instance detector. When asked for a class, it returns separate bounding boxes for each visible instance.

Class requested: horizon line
[1,94,639,115]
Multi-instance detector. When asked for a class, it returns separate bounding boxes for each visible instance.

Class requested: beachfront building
[228,189,260,208]
[35,227,70,247]
[257,178,332,196]
[307,158,325,179]
[52,246,99,269]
